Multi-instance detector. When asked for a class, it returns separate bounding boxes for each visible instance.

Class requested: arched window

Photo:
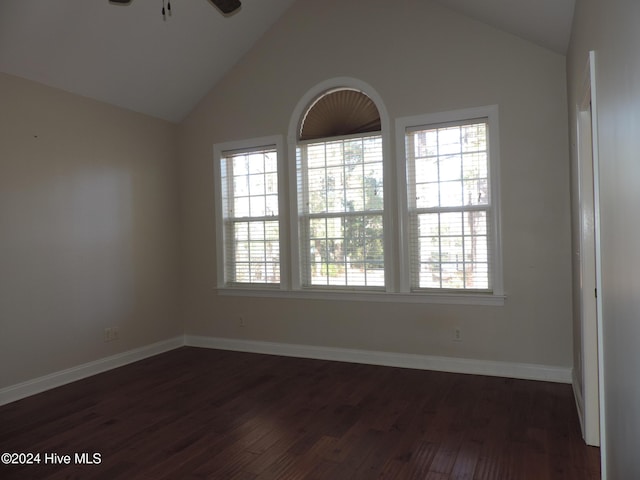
[295,87,386,289]
[214,77,504,304]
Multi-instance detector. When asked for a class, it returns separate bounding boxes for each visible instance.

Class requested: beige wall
[179,0,573,368]
[568,0,640,476]
[0,73,181,388]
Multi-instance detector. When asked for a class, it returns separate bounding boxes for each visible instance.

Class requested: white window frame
[213,135,287,290]
[395,105,504,299]
[296,132,386,291]
[213,83,505,306]
[287,77,396,293]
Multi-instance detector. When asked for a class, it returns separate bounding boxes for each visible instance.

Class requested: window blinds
[221,146,280,285]
[297,133,385,288]
[405,119,492,291]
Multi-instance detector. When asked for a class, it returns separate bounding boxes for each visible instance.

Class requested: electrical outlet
[453,327,462,342]
[239,316,245,328]
[103,327,120,342]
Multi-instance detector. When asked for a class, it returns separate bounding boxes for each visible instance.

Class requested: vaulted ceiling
[0,0,575,123]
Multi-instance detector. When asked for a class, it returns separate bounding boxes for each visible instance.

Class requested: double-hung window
[297,133,385,288]
[397,106,502,295]
[214,136,284,288]
[214,79,503,304]
[294,87,385,290]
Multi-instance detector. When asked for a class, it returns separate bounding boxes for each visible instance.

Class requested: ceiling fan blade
[108,0,241,15]
[210,0,241,14]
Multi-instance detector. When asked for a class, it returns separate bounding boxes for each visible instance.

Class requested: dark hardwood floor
[0,347,600,479]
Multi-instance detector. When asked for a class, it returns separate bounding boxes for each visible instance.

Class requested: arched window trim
[287,77,396,291]
[214,77,505,305]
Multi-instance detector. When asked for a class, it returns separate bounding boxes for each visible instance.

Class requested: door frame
[577,49,606,475]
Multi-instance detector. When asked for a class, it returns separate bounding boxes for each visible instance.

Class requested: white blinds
[221,146,280,285]
[297,133,385,288]
[405,119,492,291]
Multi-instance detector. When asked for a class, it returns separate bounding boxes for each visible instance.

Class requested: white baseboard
[572,369,586,439]
[185,335,572,384]
[0,336,184,406]
[1,335,572,407]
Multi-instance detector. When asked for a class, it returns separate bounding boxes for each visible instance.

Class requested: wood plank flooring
[0,347,600,479]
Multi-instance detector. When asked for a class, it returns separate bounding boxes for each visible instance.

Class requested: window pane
[234,175,249,196]
[406,118,492,291]
[439,155,462,181]
[249,174,265,196]
[327,217,342,238]
[250,196,265,217]
[249,222,264,241]
[416,183,439,209]
[233,156,248,176]
[265,195,278,216]
[234,241,249,262]
[265,173,278,194]
[420,237,440,263]
[440,181,463,207]
[264,152,278,173]
[441,236,463,263]
[438,126,462,155]
[265,221,279,240]
[299,134,384,288]
[440,212,463,235]
[307,143,325,169]
[326,142,343,167]
[221,145,280,285]
[310,218,326,239]
[462,153,488,179]
[415,157,438,184]
[247,153,265,175]
[346,188,364,211]
[418,213,440,236]
[363,136,382,162]
[234,197,250,217]
[462,123,487,152]
[344,139,363,165]
[419,263,441,289]
[463,179,489,205]
[234,222,248,241]
[235,263,250,283]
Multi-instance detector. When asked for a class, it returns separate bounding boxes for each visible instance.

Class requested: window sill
[215,287,505,306]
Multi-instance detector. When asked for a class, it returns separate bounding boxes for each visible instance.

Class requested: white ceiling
[434,0,576,55]
[0,0,297,123]
[0,0,575,124]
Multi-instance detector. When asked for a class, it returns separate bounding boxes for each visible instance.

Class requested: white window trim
[212,89,505,306]
[395,105,504,298]
[215,286,504,306]
[287,77,397,293]
[213,135,287,290]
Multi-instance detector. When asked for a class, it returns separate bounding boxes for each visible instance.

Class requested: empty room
[1,0,639,478]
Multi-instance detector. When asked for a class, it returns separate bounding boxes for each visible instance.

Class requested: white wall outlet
[454,327,462,342]
[103,327,120,342]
